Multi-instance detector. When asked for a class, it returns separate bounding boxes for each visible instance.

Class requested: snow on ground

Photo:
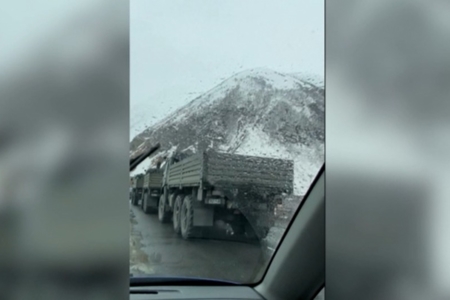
[163,68,311,117]
[132,68,320,142]
[181,145,196,153]
[202,68,304,101]
[289,102,313,118]
[234,68,306,90]
[290,71,324,88]
[234,127,322,195]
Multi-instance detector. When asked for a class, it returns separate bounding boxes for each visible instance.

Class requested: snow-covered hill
[290,71,324,88]
[130,68,324,195]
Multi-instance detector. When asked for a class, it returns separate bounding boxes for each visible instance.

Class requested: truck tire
[244,223,259,240]
[180,195,196,239]
[158,194,171,223]
[143,195,158,214]
[173,195,184,234]
[131,193,137,206]
[140,193,145,210]
[254,226,269,240]
[143,194,150,214]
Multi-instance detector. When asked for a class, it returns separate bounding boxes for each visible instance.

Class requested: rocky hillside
[130,68,324,195]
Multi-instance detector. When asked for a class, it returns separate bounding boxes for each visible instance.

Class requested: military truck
[140,168,164,214]
[130,174,144,206]
[158,150,294,240]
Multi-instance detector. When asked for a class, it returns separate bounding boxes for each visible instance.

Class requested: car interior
[129,164,325,300]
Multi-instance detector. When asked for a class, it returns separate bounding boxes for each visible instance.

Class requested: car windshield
[130,0,324,284]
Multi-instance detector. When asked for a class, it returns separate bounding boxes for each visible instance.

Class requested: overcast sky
[130,0,324,138]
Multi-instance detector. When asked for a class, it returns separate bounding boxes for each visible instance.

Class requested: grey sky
[130,0,324,139]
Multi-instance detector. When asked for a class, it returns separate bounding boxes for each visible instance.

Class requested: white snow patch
[132,68,319,139]
[175,69,310,114]
[234,128,322,195]
[290,71,324,88]
[181,145,196,153]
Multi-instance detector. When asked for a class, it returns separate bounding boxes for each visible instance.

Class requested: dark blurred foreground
[0,1,129,299]
[327,0,450,299]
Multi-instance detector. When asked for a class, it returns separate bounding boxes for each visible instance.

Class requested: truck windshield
[130,0,324,284]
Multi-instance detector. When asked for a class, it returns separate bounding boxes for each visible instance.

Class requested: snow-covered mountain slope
[130,68,324,195]
[290,71,324,88]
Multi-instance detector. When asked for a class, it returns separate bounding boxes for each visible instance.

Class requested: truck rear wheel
[143,194,154,214]
[145,196,158,214]
[158,195,171,223]
[180,195,196,239]
[252,226,269,240]
[243,223,259,240]
[140,193,145,210]
[173,195,184,234]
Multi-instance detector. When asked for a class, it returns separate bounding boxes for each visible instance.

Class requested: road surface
[130,202,268,283]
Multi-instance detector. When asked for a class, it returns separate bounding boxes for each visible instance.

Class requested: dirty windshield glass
[130,0,324,283]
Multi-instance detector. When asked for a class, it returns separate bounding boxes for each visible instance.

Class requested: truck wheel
[143,194,150,214]
[173,195,184,234]
[144,196,158,214]
[180,195,196,239]
[255,227,269,240]
[131,193,137,206]
[244,223,259,240]
[140,193,145,210]
[158,195,171,223]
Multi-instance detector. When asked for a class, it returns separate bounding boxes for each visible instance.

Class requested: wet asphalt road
[129,202,268,283]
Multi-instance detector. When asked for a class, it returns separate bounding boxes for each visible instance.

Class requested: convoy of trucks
[130,150,294,240]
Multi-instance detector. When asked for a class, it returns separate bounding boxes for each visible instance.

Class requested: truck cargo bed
[132,175,144,188]
[166,151,293,192]
[166,154,202,187]
[205,152,293,191]
[144,169,164,188]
